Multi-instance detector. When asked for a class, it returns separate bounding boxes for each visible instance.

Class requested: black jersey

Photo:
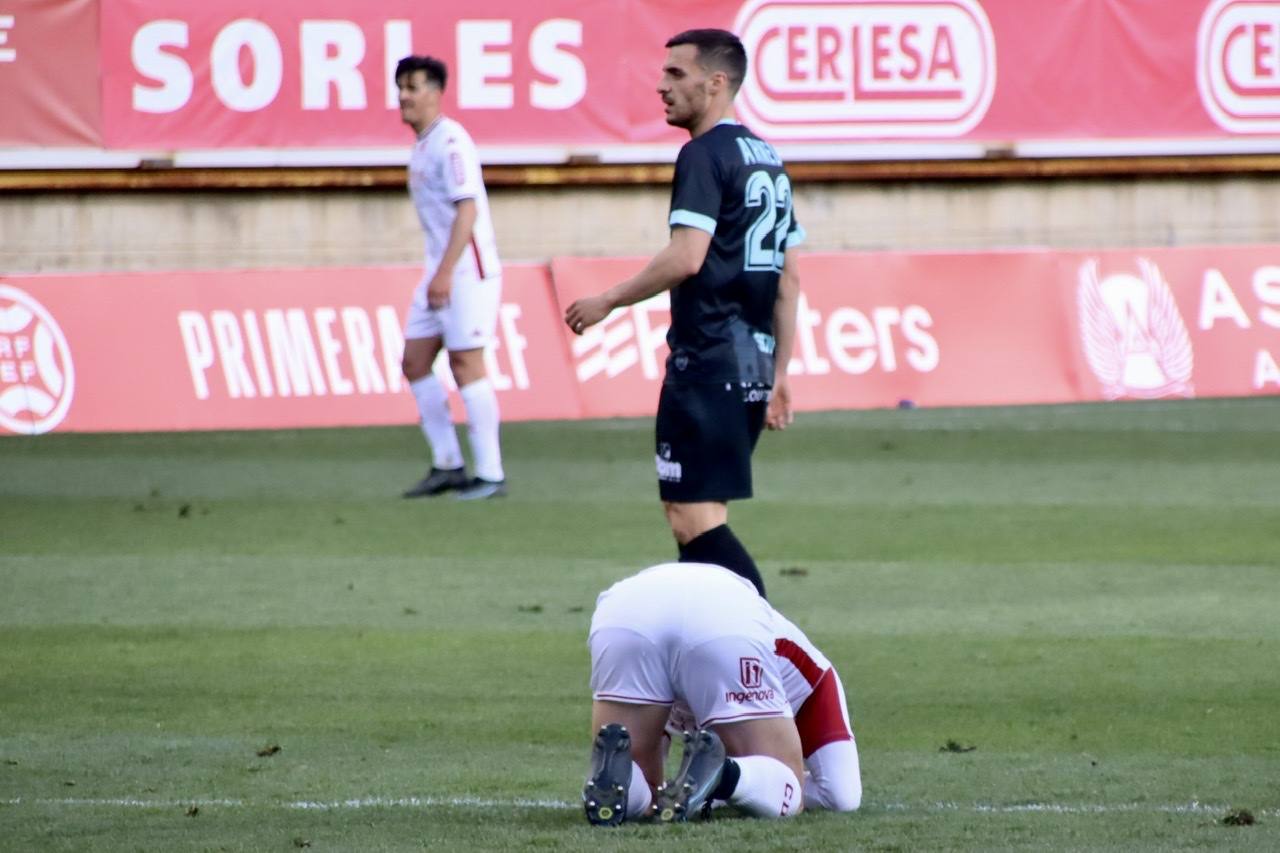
[664,121,803,386]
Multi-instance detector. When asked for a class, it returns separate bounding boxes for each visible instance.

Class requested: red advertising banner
[99,0,631,149]
[1064,248,1280,400]
[0,0,101,146]
[1199,0,1280,135]
[551,249,1280,414]
[3,0,1280,162]
[0,265,577,434]
[778,251,1078,409]
[547,257,672,420]
[3,246,1277,435]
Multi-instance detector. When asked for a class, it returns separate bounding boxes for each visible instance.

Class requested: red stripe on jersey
[449,149,465,186]
[775,637,825,687]
[793,671,854,758]
[470,236,486,279]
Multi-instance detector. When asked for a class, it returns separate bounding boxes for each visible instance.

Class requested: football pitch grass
[2,398,1278,851]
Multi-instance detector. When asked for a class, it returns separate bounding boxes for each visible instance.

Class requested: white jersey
[653,583,860,814]
[408,115,501,283]
[665,600,835,732]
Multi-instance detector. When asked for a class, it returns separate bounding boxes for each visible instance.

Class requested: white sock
[459,378,503,481]
[802,739,862,812]
[727,755,802,818]
[627,761,653,817]
[410,375,463,469]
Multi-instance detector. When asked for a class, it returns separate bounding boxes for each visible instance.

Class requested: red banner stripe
[5,1,1279,152]
[2,245,1278,435]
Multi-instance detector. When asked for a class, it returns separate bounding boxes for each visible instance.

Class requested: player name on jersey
[736,137,784,167]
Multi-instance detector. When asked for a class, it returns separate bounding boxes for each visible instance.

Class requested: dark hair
[665,29,747,93]
[395,55,447,91]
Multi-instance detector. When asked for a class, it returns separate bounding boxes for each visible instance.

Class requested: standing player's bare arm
[766,256,800,430]
[564,226,711,334]
[425,198,478,310]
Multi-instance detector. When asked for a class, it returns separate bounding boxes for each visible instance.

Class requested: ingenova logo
[735,0,996,139]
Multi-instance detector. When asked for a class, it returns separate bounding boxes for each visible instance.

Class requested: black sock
[710,757,741,802]
[678,524,766,598]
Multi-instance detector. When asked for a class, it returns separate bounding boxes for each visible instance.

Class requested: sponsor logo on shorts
[655,441,683,482]
[727,658,774,702]
[724,688,778,703]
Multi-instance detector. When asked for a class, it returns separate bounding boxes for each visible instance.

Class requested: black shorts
[654,381,770,503]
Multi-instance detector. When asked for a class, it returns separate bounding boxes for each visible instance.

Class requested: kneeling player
[584,562,805,824]
[663,606,863,813]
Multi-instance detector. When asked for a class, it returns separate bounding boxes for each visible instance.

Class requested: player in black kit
[564,28,803,598]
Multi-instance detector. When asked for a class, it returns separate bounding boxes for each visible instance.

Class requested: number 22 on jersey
[743,170,793,272]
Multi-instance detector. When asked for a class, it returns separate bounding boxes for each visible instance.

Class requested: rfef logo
[0,285,75,435]
[734,0,996,139]
[1077,259,1194,401]
[1198,0,1280,133]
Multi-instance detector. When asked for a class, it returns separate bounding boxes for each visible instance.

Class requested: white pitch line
[0,796,570,810]
[903,801,1278,817]
[2,796,1276,817]
[289,796,577,810]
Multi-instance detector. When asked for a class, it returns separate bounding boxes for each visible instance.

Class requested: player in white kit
[395,55,506,501]
[664,607,863,813]
[584,562,807,824]
[584,562,863,825]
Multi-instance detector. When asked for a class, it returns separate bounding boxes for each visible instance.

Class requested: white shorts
[588,563,791,728]
[404,271,501,351]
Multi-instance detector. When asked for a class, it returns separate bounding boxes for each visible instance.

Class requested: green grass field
[2,398,1279,851]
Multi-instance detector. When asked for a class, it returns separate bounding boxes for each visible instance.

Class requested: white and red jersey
[664,603,855,759]
[407,115,501,284]
[661,595,861,812]
[770,610,854,758]
[771,610,832,715]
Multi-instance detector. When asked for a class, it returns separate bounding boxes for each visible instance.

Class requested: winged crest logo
[1076,259,1194,400]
